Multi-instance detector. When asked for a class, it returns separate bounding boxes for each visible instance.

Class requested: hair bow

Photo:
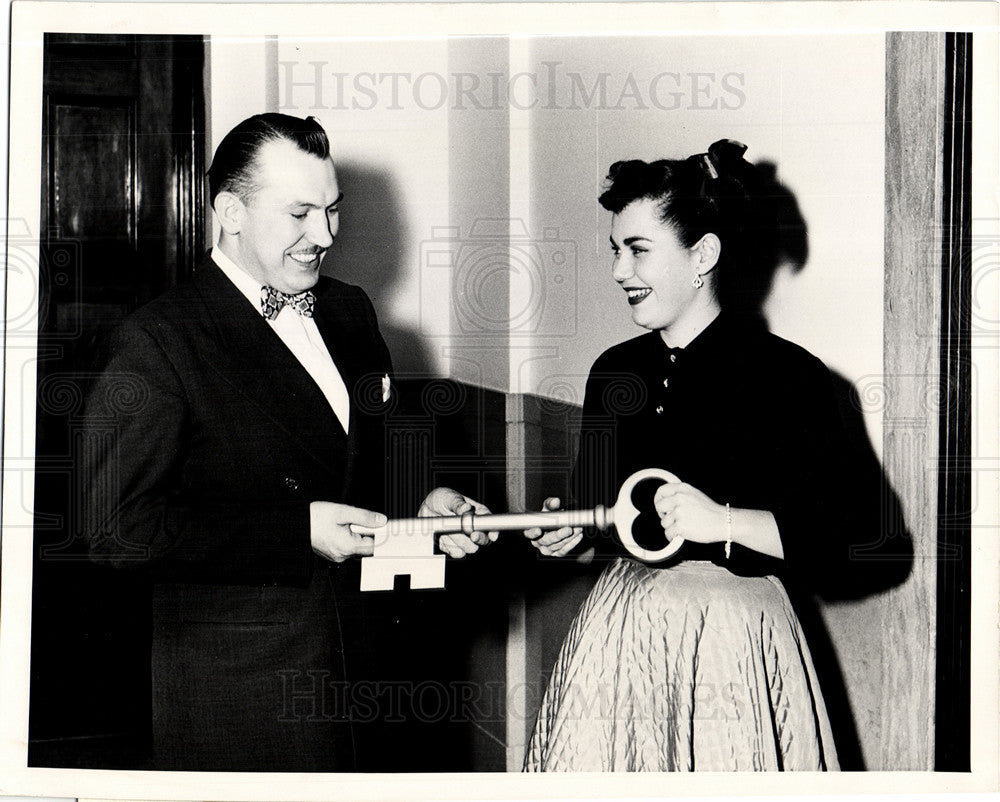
[700,139,749,180]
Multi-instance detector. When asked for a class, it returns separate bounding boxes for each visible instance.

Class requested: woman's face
[609,198,705,333]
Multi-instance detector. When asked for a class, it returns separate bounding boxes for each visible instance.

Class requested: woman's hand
[653,482,786,559]
[653,482,727,544]
[524,497,584,557]
[418,487,498,558]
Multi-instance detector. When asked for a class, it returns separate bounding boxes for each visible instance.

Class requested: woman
[523,140,846,772]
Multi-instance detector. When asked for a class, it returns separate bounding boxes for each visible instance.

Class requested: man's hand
[418,487,498,558]
[309,502,387,563]
[524,497,585,557]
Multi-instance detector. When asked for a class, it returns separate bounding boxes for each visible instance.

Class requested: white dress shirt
[211,247,351,433]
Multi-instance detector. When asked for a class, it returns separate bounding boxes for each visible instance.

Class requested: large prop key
[358,468,683,591]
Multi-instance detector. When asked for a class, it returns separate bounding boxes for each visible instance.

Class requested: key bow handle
[614,467,684,563]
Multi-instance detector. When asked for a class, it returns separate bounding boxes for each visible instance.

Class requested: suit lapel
[191,261,350,476]
[310,287,373,484]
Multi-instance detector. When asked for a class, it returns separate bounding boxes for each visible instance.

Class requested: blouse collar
[655,312,766,365]
[658,312,724,363]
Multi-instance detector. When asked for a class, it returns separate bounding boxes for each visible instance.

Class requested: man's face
[234,139,341,294]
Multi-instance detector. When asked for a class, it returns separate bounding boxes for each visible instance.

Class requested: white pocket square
[382,373,392,403]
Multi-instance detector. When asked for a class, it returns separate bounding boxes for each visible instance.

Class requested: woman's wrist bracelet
[724,503,732,559]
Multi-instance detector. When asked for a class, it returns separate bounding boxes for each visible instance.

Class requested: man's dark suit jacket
[82,258,393,771]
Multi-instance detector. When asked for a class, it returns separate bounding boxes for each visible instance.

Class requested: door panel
[50,99,136,242]
[29,33,206,769]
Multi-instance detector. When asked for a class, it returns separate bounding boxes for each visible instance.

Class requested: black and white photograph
[1,2,998,800]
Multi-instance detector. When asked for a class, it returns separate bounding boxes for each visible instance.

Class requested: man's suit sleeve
[81,320,315,587]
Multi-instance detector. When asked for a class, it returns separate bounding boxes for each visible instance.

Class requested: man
[82,114,490,771]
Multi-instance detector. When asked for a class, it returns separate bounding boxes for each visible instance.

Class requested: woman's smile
[624,286,652,305]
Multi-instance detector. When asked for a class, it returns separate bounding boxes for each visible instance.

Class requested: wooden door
[30,33,206,768]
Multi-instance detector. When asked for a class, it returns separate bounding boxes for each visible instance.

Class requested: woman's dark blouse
[572,312,852,579]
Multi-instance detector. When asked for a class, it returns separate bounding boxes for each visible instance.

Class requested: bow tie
[260,285,315,320]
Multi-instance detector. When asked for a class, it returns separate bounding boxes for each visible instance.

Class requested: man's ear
[214,191,245,236]
[691,232,721,275]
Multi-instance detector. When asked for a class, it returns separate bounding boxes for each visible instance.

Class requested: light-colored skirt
[524,558,838,771]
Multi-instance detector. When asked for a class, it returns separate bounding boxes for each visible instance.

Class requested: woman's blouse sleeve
[568,351,635,560]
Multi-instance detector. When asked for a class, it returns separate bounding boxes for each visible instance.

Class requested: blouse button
[655,405,664,415]
[285,476,300,491]
[670,354,677,363]
[662,378,670,389]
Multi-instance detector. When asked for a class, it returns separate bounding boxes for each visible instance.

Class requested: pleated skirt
[524,558,838,772]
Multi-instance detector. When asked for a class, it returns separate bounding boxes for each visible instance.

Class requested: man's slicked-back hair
[208,114,331,205]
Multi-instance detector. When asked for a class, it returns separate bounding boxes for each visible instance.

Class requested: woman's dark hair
[207,113,331,204]
[599,140,792,315]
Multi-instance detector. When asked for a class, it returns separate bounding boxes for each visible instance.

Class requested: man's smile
[288,250,325,266]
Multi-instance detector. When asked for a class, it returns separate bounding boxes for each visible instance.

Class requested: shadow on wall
[729,162,914,587]
[718,161,810,317]
[793,372,914,771]
[320,161,437,378]
[730,163,915,770]
[316,164,515,770]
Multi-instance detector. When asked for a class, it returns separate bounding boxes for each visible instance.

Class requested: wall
[213,35,457,379]
[277,37,455,380]
[519,35,886,452]
[207,33,934,771]
[211,35,886,429]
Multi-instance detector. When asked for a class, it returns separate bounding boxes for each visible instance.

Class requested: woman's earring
[692,276,704,289]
